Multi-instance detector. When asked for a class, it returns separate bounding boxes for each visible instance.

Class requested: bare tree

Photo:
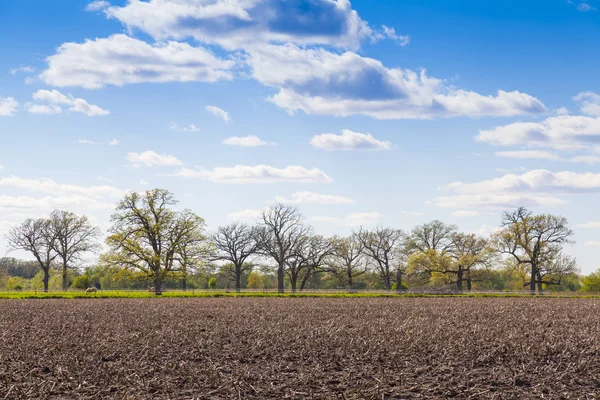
[493,207,574,294]
[286,235,333,292]
[327,234,369,290]
[356,226,405,291]
[49,210,102,290]
[256,204,311,293]
[103,189,207,295]
[5,219,58,292]
[211,223,259,292]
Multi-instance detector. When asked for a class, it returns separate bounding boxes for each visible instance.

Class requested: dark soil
[1,298,599,399]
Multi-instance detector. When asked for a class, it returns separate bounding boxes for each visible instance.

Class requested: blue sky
[1,0,600,272]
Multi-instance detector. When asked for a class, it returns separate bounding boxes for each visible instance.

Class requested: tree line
[4,189,582,295]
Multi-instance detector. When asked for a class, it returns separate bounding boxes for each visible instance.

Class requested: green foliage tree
[103,189,208,295]
[581,269,600,293]
[71,275,91,290]
[247,271,264,289]
[493,207,576,294]
[208,277,217,289]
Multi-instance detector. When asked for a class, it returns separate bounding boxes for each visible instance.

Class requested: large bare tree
[5,218,58,292]
[286,235,333,292]
[356,226,405,291]
[327,234,369,290]
[256,204,311,293]
[103,189,207,295]
[493,207,574,294]
[211,223,259,292]
[49,210,102,290]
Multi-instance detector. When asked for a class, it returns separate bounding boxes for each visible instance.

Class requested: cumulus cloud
[0,97,19,116]
[574,92,600,116]
[170,123,200,132]
[104,0,373,50]
[40,34,234,89]
[26,89,109,116]
[247,44,546,119]
[310,129,391,151]
[108,138,119,145]
[167,165,333,184]
[478,92,600,156]
[577,3,596,11]
[0,195,114,211]
[127,150,184,167]
[275,191,355,204]
[0,176,123,199]
[495,150,561,160]
[576,221,600,229]
[86,0,110,11]
[312,212,381,227]
[433,169,600,210]
[222,135,270,147]
[9,66,35,75]
[205,105,230,123]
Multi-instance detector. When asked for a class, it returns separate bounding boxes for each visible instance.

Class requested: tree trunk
[154,276,163,295]
[299,269,311,291]
[235,265,242,293]
[182,276,187,291]
[277,262,284,293]
[467,274,472,291]
[384,275,391,291]
[396,269,403,293]
[62,261,68,291]
[43,268,49,293]
[290,270,298,293]
[530,264,537,295]
[348,269,353,291]
[456,267,463,292]
[536,273,543,294]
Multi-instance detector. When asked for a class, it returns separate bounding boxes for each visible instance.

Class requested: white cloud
[222,135,269,147]
[167,165,333,184]
[25,103,62,114]
[477,115,600,150]
[312,212,381,227]
[40,34,234,89]
[27,89,109,116]
[104,0,373,50]
[170,123,200,132]
[0,97,19,116]
[371,26,410,46]
[78,139,99,145]
[576,221,600,229]
[0,165,4,170]
[446,169,600,194]
[584,241,600,247]
[226,209,263,221]
[0,176,123,199]
[569,155,600,164]
[139,180,149,186]
[577,3,596,11]
[434,193,567,210]
[86,0,110,11]
[275,191,355,204]
[574,92,600,116]
[310,129,391,151]
[0,195,114,211]
[126,150,183,168]
[9,66,35,75]
[205,105,230,123]
[248,43,546,120]
[495,150,560,160]
[108,138,119,145]
[434,169,600,210]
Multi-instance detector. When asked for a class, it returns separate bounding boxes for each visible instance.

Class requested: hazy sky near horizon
[1,0,600,272]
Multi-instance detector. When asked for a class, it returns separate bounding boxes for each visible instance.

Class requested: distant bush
[71,275,91,290]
